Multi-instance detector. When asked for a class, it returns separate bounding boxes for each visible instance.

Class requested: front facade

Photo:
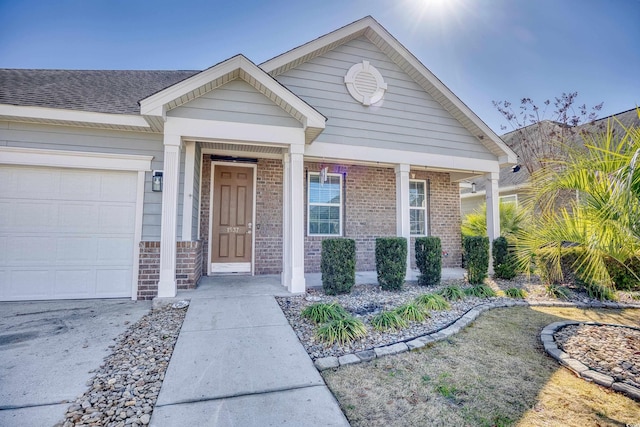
[0,17,516,301]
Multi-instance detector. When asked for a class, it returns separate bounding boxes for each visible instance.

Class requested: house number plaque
[226,227,240,233]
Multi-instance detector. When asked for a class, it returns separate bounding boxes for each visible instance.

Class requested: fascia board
[0,104,150,128]
[304,141,500,174]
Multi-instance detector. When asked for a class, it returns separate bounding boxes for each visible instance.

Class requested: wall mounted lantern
[152,171,163,192]
[471,182,476,193]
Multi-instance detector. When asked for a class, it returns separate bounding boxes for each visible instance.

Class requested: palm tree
[461,201,527,241]
[516,110,640,286]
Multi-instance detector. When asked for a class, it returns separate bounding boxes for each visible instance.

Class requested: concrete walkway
[151,276,350,426]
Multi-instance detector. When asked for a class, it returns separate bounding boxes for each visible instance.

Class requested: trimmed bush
[492,236,518,280]
[415,237,442,286]
[321,238,356,295]
[375,237,407,291]
[465,236,489,284]
[605,256,640,291]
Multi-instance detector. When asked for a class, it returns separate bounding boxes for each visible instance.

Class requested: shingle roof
[0,69,199,115]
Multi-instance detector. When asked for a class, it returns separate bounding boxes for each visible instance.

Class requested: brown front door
[211,165,254,273]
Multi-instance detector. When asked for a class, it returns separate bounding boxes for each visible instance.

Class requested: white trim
[304,141,500,174]
[210,263,252,273]
[395,164,411,277]
[197,149,204,241]
[0,146,153,171]
[131,170,146,300]
[200,146,283,160]
[209,161,257,275]
[500,194,518,206]
[0,104,151,129]
[165,117,306,147]
[181,142,196,241]
[460,183,529,199]
[140,55,326,131]
[307,171,343,236]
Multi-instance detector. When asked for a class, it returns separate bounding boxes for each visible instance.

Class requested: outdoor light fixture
[471,182,476,193]
[152,171,163,192]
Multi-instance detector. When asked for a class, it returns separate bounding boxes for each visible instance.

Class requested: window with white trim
[410,179,427,235]
[500,194,518,206]
[308,172,342,236]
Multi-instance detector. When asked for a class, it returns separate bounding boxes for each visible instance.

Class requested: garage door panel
[1,164,137,301]
[97,238,134,264]
[96,269,131,296]
[6,270,52,300]
[56,237,97,263]
[6,236,56,264]
[99,205,136,233]
[53,270,94,297]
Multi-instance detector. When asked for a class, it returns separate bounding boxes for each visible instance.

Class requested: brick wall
[137,240,203,300]
[409,170,462,269]
[304,162,397,273]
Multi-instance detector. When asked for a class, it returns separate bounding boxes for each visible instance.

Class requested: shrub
[321,238,356,295]
[492,236,518,280]
[605,256,640,291]
[394,303,430,322]
[415,237,442,286]
[375,237,407,291]
[371,311,408,331]
[464,236,489,284]
[438,285,465,301]
[301,302,348,324]
[316,316,367,345]
[464,285,497,298]
[504,287,527,299]
[585,283,617,301]
[545,284,570,300]
[415,293,451,310]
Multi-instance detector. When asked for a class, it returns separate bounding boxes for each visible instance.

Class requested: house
[460,108,640,216]
[0,16,516,301]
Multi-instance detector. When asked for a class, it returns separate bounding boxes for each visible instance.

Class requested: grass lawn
[322,307,640,427]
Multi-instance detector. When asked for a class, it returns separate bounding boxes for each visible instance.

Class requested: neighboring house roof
[461,107,640,196]
[261,16,517,166]
[0,69,198,114]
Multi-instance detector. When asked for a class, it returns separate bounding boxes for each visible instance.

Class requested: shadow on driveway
[0,299,150,427]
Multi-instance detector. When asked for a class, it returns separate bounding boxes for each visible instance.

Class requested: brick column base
[137,240,203,300]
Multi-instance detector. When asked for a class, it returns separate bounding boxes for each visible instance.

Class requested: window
[500,194,518,206]
[308,172,342,235]
[410,180,426,235]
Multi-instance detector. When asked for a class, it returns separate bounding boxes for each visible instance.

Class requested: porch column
[281,153,292,288]
[395,164,411,277]
[157,133,182,298]
[181,141,196,241]
[485,172,500,274]
[284,144,306,293]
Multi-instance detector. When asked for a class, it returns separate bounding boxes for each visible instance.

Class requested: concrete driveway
[0,299,150,427]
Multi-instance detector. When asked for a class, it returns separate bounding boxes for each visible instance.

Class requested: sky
[0,0,638,133]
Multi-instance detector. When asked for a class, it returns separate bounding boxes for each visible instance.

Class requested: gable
[275,36,496,160]
[167,79,302,128]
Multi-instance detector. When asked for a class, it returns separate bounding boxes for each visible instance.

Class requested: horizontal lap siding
[275,37,496,161]
[167,80,302,128]
[0,121,168,241]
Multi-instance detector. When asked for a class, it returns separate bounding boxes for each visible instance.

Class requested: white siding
[167,80,302,128]
[275,36,496,161]
[0,121,168,241]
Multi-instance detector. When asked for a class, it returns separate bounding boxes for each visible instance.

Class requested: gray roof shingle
[0,69,199,115]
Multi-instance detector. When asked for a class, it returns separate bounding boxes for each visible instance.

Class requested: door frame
[207,161,257,275]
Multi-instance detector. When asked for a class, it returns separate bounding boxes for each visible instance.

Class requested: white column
[281,153,292,288]
[181,141,196,241]
[157,133,182,298]
[286,144,306,293]
[485,172,500,274]
[395,164,411,277]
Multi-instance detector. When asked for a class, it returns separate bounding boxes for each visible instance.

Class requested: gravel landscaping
[276,276,640,361]
[55,301,188,427]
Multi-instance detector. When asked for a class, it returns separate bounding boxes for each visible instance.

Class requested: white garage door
[0,165,138,301]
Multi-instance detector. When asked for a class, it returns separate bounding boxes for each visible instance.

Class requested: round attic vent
[344,60,387,106]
